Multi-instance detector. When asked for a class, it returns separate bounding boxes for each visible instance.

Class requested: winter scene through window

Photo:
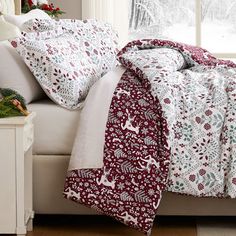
[129,0,236,55]
[201,0,236,53]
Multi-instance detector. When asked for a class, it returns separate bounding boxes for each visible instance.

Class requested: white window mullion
[195,0,201,47]
[213,53,236,59]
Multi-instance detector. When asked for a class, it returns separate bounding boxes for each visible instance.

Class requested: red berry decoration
[195,116,201,124]
[199,169,206,176]
[189,174,196,182]
[28,0,33,7]
[232,178,236,185]
[204,123,211,130]
[22,1,65,18]
[164,98,171,104]
[205,109,212,116]
[198,183,204,191]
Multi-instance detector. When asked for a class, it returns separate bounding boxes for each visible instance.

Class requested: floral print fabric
[118,39,236,198]
[64,39,236,234]
[22,18,119,77]
[11,19,118,109]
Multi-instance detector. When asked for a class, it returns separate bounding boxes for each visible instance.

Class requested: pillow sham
[12,19,119,109]
[22,18,119,75]
[11,28,104,109]
[4,9,51,30]
[22,18,77,32]
[0,41,45,104]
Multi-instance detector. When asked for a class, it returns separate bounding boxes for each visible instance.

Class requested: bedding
[22,18,69,32]
[21,18,119,76]
[11,19,118,109]
[28,67,125,155]
[64,39,236,235]
[4,9,51,29]
[27,99,80,155]
[69,66,125,169]
[0,41,45,104]
[118,40,236,198]
[28,67,123,155]
[12,28,98,109]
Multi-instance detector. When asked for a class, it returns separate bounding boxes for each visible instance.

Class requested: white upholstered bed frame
[5,0,236,217]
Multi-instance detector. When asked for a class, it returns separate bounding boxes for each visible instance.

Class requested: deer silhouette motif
[64,187,81,200]
[118,211,138,225]
[96,168,117,189]
[153,199,161,210]
[138,155,160,173]
[115,88,130,99]
[121,109,140,134]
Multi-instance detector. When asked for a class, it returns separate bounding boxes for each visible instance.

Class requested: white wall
[81,0,128,47]
[50,0,82,19]
[114,0,129,47]
[50,0,128,47]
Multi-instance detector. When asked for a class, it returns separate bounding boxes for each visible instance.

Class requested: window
[129,0,236,58]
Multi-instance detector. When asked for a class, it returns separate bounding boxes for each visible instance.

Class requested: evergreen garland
[0,88,27,109]
[22,0,65,18]
[0,89,28,118]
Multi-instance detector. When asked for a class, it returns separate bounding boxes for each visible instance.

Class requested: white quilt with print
[118,39,236,198]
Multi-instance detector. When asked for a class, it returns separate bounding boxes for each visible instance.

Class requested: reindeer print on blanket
[121,109,141,134]
[64,69,170,235]
[138,155,160,173]
[96,168,117,189]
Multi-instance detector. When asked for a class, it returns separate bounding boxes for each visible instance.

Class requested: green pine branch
[0,88,27,109]
[0,89,28,118]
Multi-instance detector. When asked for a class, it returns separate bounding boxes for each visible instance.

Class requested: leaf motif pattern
[134,190,151,203]
[77,170,95,179]
[120,192,134,202]
[118,39,236,198]
[64,69,170,234]
[121,161,137,174]
[65,38,236,235]
[11,19,118,110]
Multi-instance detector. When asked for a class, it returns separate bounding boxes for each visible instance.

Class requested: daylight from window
[129,0,236,54]
[201,0,236,53]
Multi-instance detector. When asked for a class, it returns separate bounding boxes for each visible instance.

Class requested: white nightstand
[0,112,36,236]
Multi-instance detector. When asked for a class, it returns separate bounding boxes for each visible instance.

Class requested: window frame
[195,0,236,58]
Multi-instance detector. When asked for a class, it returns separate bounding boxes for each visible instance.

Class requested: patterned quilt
[64,39,236,235]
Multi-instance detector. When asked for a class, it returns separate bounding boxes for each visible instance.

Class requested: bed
[2,0,236,235]
[29,78,236,217]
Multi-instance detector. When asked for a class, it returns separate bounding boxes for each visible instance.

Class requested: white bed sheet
[28,100,81,155]
[69,66,125,170]
[28,66,125,157]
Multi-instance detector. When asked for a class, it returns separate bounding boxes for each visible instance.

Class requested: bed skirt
[33,155,236,216]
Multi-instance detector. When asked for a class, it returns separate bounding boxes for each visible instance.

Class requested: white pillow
[0,41,45,104]
[11,20,119,110]
[4,9,51,30]
[11,28,100,109]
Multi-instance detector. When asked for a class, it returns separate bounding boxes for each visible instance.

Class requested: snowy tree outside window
[129,0,236,58]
